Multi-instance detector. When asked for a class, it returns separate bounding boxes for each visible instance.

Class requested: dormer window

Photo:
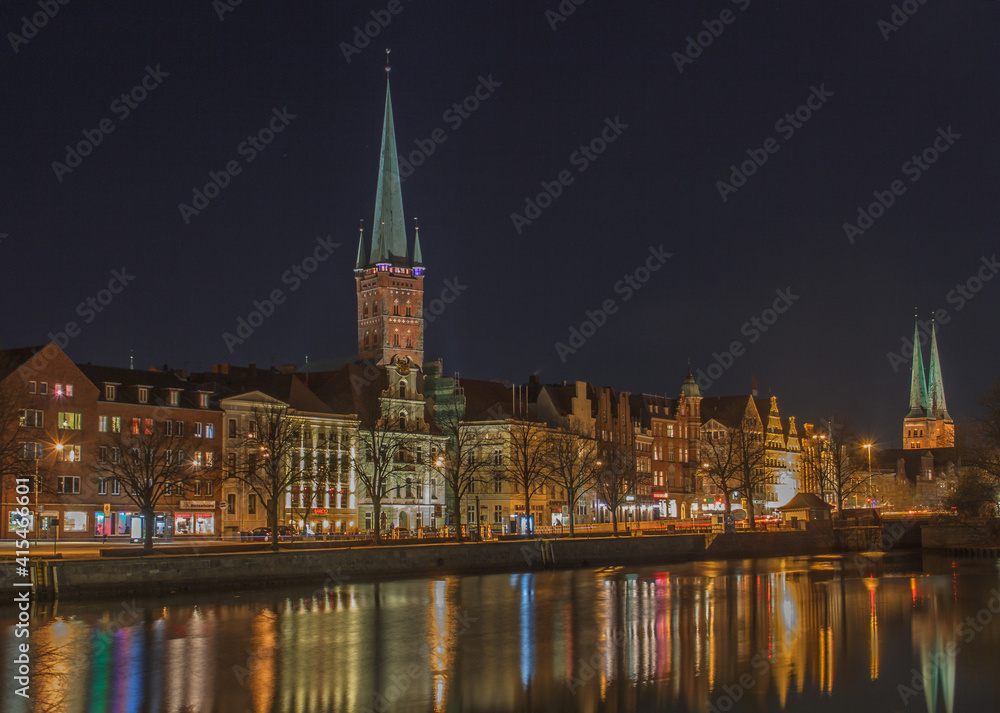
[138,387,149,403]
[169,391,179,406]
[199,393,209,408]
[105,385,116,401]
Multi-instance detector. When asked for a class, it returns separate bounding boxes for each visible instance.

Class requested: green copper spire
[907,320,931,418]
[369,76,409,266]
[928,322,951,420]
[355,221,366,269]
[412,218,423,266]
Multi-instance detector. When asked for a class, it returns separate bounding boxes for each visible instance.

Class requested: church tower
[354,65,425,368]
[903,320,954,448]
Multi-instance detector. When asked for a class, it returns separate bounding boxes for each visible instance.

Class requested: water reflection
[2,554,998,712]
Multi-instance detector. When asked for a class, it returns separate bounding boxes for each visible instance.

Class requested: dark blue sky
[2,0,999,447]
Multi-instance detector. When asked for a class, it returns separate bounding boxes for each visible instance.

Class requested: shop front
[175,500,217,536]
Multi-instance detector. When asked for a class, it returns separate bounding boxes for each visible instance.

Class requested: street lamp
[863,444,873,508]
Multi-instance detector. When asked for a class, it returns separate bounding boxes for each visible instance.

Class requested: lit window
[65,384,73,397]
[58,412,82,430]
[195,422,203,438]
[105,384,116,400]
[57,445,81,462]
[205,423,215,439]
[169,391,179,406]
[131,418,140,434]
[205,452,214,467]
[111,417,121,433]
[98,415,108,432]
[138,387,149,403]
[144,419,152,435]
[199,394,209,408]
[55,383,63,395]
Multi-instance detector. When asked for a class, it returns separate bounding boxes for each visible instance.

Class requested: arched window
[399,382,406,399]
[398,411,407,430]
[363,303,369,318]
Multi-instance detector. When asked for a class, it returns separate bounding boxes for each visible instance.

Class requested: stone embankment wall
[2,529,877,602]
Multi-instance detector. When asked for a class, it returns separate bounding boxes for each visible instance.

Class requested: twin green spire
[907,320,949,420]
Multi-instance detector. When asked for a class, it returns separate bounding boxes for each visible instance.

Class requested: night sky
[2,1,999,447]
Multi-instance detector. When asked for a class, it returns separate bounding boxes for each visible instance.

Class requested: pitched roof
[700,395,753,429]
[777,492,834,511]
[0,345,46,381]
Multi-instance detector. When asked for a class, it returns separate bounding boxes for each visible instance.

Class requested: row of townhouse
[1,344,222,540]
[1,342,824,541]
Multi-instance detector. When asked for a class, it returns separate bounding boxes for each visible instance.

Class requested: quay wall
[7,530,857,601]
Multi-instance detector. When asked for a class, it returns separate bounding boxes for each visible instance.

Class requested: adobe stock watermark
[421,277,468,324]
[555,246,672,363]
[16,268,136,383]
[178,106,296,224]
[340,0,413,64]
[398,74,501,184]
[7,0,71,55]
[885,255,999,372]
[358,609,477,713]
[693,287,799,391]
[51,65,170,182]
[222,235,339,353]
[878,0,931,41]
[213,0,243,21]
[897,588,1000,707]
[672,0,751,73]
[510,116,628,235]
[716,84,834,202]
[546,0,588,31]
[842,126,960,244]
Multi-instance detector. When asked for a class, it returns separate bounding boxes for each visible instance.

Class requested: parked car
[244,526,296,541]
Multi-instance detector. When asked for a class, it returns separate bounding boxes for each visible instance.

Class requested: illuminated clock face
[395,356,410,375]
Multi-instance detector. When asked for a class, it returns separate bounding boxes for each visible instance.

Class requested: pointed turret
[369,77,409,267]
[412,218,423,267]
[907,320,931,418]
[355,221,366,269]
[928,322,951,420]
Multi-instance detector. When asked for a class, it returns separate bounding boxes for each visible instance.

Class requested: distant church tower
[903,320,953,448]
[354,65,425,368]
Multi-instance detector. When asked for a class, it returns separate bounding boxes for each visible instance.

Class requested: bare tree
[348,390,418,546]
[504,419,551,535]
[544,427,600,537]
[0,358,39,522]
[92,419,219,553]
[428,407,497,541]
[700,425,741,515]
[594,439,638,537]
[964,382,1000,486]
[730,413,768,529]
[825,424,871,516]
[227,402,305,552]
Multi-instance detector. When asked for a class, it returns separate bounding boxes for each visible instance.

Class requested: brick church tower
[903,320,954,448]
[354,68,425,368]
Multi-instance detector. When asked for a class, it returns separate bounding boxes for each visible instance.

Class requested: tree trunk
[270,498,280,552]
[448,483,463,542]
[567,489,576,537]
[611,506,619,537]
[372,498,383,546]
[746,497,757,530]
[141,505,154,554]
[524,493,532,535]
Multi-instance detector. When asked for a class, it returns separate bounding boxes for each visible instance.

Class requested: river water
[2,553,999,712]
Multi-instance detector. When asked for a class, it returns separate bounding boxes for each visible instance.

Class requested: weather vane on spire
[385,48,391,73]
